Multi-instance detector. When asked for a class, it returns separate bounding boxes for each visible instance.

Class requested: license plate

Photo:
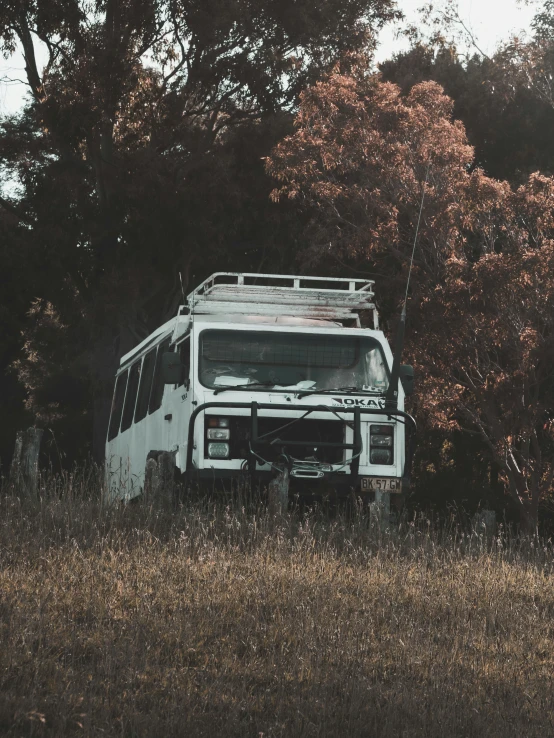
[361,477,402,493]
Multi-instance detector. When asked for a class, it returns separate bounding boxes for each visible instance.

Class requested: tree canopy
[0,0,398,460]
[3,0,554,530]
[267,67,554,532]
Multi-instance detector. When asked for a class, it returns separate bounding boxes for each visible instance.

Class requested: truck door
[166,336,192,473]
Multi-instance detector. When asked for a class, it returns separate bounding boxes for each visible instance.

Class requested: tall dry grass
[1,469,554,737]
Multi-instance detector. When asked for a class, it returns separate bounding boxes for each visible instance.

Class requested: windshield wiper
[213,380,276,395]
[297,385,361,399]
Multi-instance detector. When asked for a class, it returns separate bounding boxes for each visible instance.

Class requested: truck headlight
[208,442,230,459]
[370,448,393,464]
[207,417,230,428]
[207,428,230,440]
[370,425,394,465]
[371,435,393,447]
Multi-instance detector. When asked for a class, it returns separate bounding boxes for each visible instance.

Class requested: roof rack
[186,273,378,328]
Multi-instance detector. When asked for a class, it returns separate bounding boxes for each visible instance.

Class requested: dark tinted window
[121,361,141,432]
[178,338,191,387]
[107,371,128,441]
[149,337,171,414]
[134,348,156,423]
[201,330,359,368]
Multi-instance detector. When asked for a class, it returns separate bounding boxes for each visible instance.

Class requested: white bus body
[105,273,415,502]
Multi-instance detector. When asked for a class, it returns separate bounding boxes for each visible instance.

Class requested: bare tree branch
[0,195,35,226]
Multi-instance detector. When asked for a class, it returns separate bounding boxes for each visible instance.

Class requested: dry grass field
[1,473,554,737]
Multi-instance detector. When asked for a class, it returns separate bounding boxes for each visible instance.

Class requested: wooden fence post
[10,427,44,496]
[370,490,391,532]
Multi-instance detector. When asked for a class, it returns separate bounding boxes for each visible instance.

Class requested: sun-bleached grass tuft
[1,470,554,737]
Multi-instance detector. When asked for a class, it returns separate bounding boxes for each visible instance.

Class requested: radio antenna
[385,163,430,410]
[179,271,186,305]
[402,162,430,317]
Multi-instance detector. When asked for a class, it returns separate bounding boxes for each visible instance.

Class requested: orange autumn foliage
[267,70,554,531]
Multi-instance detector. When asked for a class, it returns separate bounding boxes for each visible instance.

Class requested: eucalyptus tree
[267,69,554,531]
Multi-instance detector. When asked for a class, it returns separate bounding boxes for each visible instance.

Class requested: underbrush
[1,471,554,737]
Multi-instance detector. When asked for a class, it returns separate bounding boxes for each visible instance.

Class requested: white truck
[105,273,415,502]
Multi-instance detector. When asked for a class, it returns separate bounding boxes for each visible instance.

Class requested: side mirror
[161,352,182,384]
[399,364,414,396]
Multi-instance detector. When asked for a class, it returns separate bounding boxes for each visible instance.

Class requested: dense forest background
[2,0,554,531]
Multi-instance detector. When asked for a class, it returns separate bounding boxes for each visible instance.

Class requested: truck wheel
[144,450,178,504]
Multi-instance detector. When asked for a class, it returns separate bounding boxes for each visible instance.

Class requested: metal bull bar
[186,401,416,480]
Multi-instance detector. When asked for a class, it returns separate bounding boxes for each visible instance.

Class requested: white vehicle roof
[119,316,177,366]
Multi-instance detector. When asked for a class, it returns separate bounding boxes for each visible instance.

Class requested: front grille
[227,417,346,464]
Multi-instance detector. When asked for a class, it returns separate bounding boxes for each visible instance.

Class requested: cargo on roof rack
[186,272,378,329]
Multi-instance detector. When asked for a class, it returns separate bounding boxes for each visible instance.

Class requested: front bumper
[186,401,416,485]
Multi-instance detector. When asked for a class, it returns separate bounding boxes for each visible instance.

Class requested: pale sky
[0,0,541,116]
[375,0,538,63]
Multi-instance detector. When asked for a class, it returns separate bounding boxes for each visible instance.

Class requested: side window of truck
[178,337,191,387]
[121,360,141,433]
[134,347,157,423]
[149,337,171,414]
[107,370,128,441]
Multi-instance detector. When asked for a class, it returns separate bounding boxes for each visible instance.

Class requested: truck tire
[144,450,178,504]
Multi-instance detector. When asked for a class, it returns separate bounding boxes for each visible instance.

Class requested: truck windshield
[199,330,389,392]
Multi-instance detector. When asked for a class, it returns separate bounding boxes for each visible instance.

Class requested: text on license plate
[361,477,402,493]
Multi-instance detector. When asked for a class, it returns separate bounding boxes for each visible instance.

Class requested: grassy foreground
[1,476,554,737]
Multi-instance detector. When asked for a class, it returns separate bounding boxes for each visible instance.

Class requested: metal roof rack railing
[186,273,378,328]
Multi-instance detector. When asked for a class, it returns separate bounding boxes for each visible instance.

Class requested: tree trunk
[519,498,539,536]
[490,462,504,496]
[503,463,540,536]
[92,391,113,464]
[10,427,43,496]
